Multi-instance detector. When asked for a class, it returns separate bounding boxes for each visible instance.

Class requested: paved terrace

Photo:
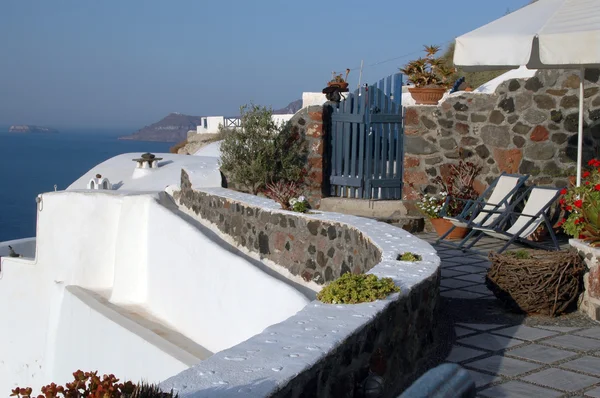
[417,233,600,398]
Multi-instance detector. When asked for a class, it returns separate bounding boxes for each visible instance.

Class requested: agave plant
[400,45,455,88]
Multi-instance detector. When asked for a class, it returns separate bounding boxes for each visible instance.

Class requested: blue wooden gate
[329,73,404,199]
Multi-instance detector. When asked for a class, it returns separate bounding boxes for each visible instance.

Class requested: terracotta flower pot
[327,81,349,90]
[408,87,447,105]
[430,218,469,240]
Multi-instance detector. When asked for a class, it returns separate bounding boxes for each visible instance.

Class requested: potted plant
[400,45,455,105]
[327,69,350,90]
[414,160,483,239]
[558,159,600,245]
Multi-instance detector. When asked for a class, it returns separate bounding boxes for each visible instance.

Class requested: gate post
[286,105,331,209]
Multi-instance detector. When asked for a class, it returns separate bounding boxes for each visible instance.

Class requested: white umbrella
[454,0,600,186]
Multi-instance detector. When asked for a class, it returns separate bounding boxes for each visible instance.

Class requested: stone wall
[403,69,600,199]
[176,169,380,284]
[570,239,600,321]
[161,181,442,397]
[288,105,329,208]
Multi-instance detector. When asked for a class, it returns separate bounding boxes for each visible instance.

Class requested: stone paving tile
[440,278,479,289]
[446,264,489,274]
[536,325,585,333]
[543,334,600,351]
[584,386,600,397]
[440,269,468,278]
[454,256,488,265]
[460,284,494,295]
[458,333,525,351]
[455,326,477,338]
[465,355,542,377]
[561,356,600,376]
[576,328,600,340]
[454,273,486,283]
[522,368,600,392]
[445,345,488,363]
[479,380,564,398]
[457,323,508,331]
[441,290,486,299]
[466,370,502,389]
[492,325,559,341]
[505,343,578,364]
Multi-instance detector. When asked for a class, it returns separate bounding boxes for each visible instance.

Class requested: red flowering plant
[559,159,600,246]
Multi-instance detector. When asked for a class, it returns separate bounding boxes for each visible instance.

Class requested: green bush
[317,273,400,304]
[397,252,422,262]
[219,104,306,194]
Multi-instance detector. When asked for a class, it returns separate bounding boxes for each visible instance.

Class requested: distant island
[9,125,59,134]
[119,100,303,142]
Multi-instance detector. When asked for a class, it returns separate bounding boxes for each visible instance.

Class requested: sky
[0,0,531,130]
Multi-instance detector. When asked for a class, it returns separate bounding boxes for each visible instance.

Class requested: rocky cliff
[119,113,202,142]
[9,125,58,134]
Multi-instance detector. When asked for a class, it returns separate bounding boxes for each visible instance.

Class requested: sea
[0,130,173,242]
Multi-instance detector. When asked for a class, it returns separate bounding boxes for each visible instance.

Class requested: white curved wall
[52,287,190,387]
[143,200,309,353]
[0,191,309,394]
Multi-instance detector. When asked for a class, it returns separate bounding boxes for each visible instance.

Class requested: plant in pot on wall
[559,159,600,246]
[400,45,455,105]
[415,160,483,239]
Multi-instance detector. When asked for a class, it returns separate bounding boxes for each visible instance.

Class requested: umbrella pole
[577,67,585,187]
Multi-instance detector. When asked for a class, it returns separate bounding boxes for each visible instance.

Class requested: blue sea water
[0,131,173,242]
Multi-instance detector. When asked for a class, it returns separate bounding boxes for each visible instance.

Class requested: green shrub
[219,104,306,194]
[397,252,422,262]
[317,273,400,304]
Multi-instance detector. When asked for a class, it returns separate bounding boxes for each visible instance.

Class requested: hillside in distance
[120,99,303,142]
[119,113,202,143]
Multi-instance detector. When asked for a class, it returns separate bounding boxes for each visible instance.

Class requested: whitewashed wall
[51,286,191,386]
[143,199,309,353]
[0,190,309,394]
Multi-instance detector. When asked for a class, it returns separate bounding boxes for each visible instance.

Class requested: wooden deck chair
[436,173,529,245]
[460,186,561,254]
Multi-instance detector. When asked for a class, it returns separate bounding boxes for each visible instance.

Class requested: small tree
[219,104,306,194]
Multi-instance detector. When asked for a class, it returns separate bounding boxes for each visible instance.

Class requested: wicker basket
[486,250,585,317]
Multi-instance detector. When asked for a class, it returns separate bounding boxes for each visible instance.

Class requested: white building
[196,114,295,135]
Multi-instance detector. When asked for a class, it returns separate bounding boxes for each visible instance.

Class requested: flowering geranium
[560,158,600,246]
[415,192,447,219]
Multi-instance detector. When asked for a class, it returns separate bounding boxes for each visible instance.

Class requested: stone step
[68,286,213,365]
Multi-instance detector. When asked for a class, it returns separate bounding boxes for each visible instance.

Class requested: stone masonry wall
[176,169,381,284]
[403,69,600,199]
[288,105,329,208]
[271,273,439,398]
[570,239,600,321]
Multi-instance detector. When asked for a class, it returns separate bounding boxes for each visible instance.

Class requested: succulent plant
[400,45,455,89]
